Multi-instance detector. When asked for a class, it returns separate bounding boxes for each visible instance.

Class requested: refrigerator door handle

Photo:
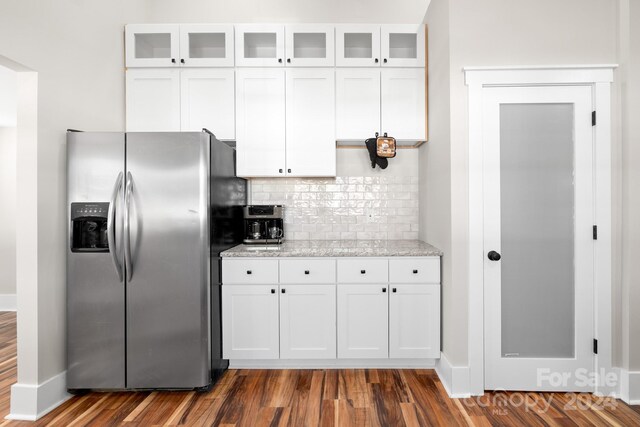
[124,171,133,282]
[107,172,124,282]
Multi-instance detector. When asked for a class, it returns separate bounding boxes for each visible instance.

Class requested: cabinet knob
[304,270,310,275]
[278,58,283,63]
[383,58,388,63]
[488,250,501,261]
[374,58,379,63]
[360,270,366,274]
[392,288,397,293]
[382,287,387,293]
[271,289,275,294]
[413,269,418,274]
[279,168,283,174]
[281,288,286,294]
[246,270,252,275]
[287,58,291,63]
[180,58,185,64]
[171,58,176,63]
[288,168,291,173]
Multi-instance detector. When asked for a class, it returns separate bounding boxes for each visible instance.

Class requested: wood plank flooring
[0,311,638,426]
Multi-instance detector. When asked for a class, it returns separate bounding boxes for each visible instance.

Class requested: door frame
[464,65,616,396]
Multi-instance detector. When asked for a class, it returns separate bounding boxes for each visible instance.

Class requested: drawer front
[222,259,279,284]
[337,258,389,283]
[280,259,336,284]
[389,257,440,284]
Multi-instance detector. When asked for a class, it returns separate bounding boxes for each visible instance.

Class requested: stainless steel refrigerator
[66,131,245,391]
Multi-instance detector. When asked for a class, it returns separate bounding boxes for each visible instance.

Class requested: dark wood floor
[0,311,639,426]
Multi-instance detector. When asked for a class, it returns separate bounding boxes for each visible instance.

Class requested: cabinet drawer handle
[360,270,366,274]
[246,270,252,275]
[413,269,418,274]
[271,289,275,294]
[382,287,387,293]
[392,288,397,293]
[304,270,310,275]
[281,288,286,294]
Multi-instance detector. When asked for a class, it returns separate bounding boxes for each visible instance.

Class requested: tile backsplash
[249,175,419,240]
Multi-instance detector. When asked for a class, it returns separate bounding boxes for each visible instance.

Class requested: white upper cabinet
[235,24,285,67]
[180,69,235,139]
[285,69,336,177]
[380,25,425,67]
[335,69,381,140]
[284,25,335,67]
[126,24,180,68]
[381,68,425,140]
[235,68,286,177]
[179,24,234,67]
[126,69,181,131]
[335,25,381,67]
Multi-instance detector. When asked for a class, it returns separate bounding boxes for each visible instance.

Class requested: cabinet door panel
[381,68,425,141]
[235,25,285,67]
[285,69,336,177]
[336,69,381,140]
[285,25,335,67]
[280,285,336,359]
[179,24,234,67]
[180,69,235,139]
[337,284,388,358]
[336,25,381,67]
[235,69,286,177]
[126,69,181,132]
[125,24,180,68]
[389,284,440,358]
[222,285,279,359]
[380,25,425,68]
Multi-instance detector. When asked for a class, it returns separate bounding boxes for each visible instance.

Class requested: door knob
[488,251,501,261]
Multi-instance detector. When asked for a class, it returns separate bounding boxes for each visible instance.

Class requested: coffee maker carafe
[243,205,284,244]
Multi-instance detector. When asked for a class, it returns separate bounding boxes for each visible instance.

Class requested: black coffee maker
[243,205,284,244]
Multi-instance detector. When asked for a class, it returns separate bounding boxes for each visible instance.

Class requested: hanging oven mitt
[365,133,389,169]
[376,133,396,158]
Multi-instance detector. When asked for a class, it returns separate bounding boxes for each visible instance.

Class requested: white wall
[0,0,428,417]
[422,0,618,370]
[618,0,640,373]
[419,0,458,362]
[0,66,17,297]
[0,127,17,296]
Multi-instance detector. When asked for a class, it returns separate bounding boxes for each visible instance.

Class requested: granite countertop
[221,240,443,258]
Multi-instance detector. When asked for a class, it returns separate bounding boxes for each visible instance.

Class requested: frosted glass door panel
[499,103,575,359]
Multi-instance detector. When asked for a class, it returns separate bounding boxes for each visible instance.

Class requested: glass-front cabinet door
[380,25,425,67]
[335,25,381,67]
[235,24,285,67]
[179,24,234,67]
[126,24,180,68]
[284,25,335,67]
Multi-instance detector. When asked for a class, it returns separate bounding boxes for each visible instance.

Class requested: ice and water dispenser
[70,202,110,252]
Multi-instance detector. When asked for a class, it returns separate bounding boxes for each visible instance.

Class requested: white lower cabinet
[280,284,336,359]
[221,256,441,363]
[337,284,389,359]
[389,284,441,359]
[222,284,280,359]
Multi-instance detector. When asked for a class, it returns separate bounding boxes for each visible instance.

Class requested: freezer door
[125,132,210,388]
[67,132,126,389]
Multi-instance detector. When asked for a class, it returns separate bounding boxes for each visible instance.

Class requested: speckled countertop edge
[221,240,443,258]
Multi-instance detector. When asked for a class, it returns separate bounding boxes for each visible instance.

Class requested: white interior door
[483,85,595,392]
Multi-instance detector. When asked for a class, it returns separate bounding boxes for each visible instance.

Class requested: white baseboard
[229,358,437,369]
[619,369,640,405]
[435,352,471,398]
[6,371,72,421]
[0,294,16,311]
